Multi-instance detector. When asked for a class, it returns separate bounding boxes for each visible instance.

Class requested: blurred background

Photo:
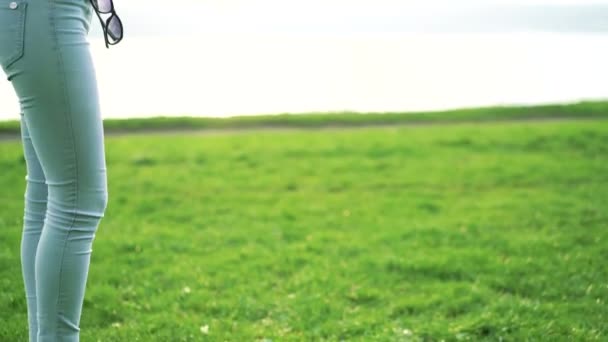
[1,0,608,120]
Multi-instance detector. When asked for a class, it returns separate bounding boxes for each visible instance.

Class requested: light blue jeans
[0,0,109,341]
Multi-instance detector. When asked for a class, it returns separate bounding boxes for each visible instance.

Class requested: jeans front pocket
[0,1,27,70]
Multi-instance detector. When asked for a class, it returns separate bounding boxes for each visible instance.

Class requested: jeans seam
[48,0,81,337]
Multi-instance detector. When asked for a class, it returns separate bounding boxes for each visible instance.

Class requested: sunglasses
[89,0,124,48]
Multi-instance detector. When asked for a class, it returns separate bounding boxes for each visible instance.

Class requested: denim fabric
[0,0,109,341]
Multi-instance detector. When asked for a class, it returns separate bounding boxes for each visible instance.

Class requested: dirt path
[0,116,605,142]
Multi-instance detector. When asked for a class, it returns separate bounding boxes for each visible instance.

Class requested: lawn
[0,118,607,341]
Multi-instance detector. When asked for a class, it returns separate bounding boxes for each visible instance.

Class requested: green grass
[1,100,608,136]
[1,117,607,341]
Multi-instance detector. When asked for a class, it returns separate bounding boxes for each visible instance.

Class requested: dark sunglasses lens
[106,15,123,43]
[92,0,112,13]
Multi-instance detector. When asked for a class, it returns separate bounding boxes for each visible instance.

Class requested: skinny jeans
[0,0,109,341]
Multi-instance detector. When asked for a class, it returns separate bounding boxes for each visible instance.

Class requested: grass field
[1,101,608,136]
[0,115,607,341]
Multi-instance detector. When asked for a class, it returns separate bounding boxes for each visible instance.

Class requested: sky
[92,0,608,37]
[2,0,607,120]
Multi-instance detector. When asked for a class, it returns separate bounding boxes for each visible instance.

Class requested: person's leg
[20,111,48,342]
[1,0,108,341]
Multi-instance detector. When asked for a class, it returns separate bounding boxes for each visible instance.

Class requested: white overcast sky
[95,0,608,37]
